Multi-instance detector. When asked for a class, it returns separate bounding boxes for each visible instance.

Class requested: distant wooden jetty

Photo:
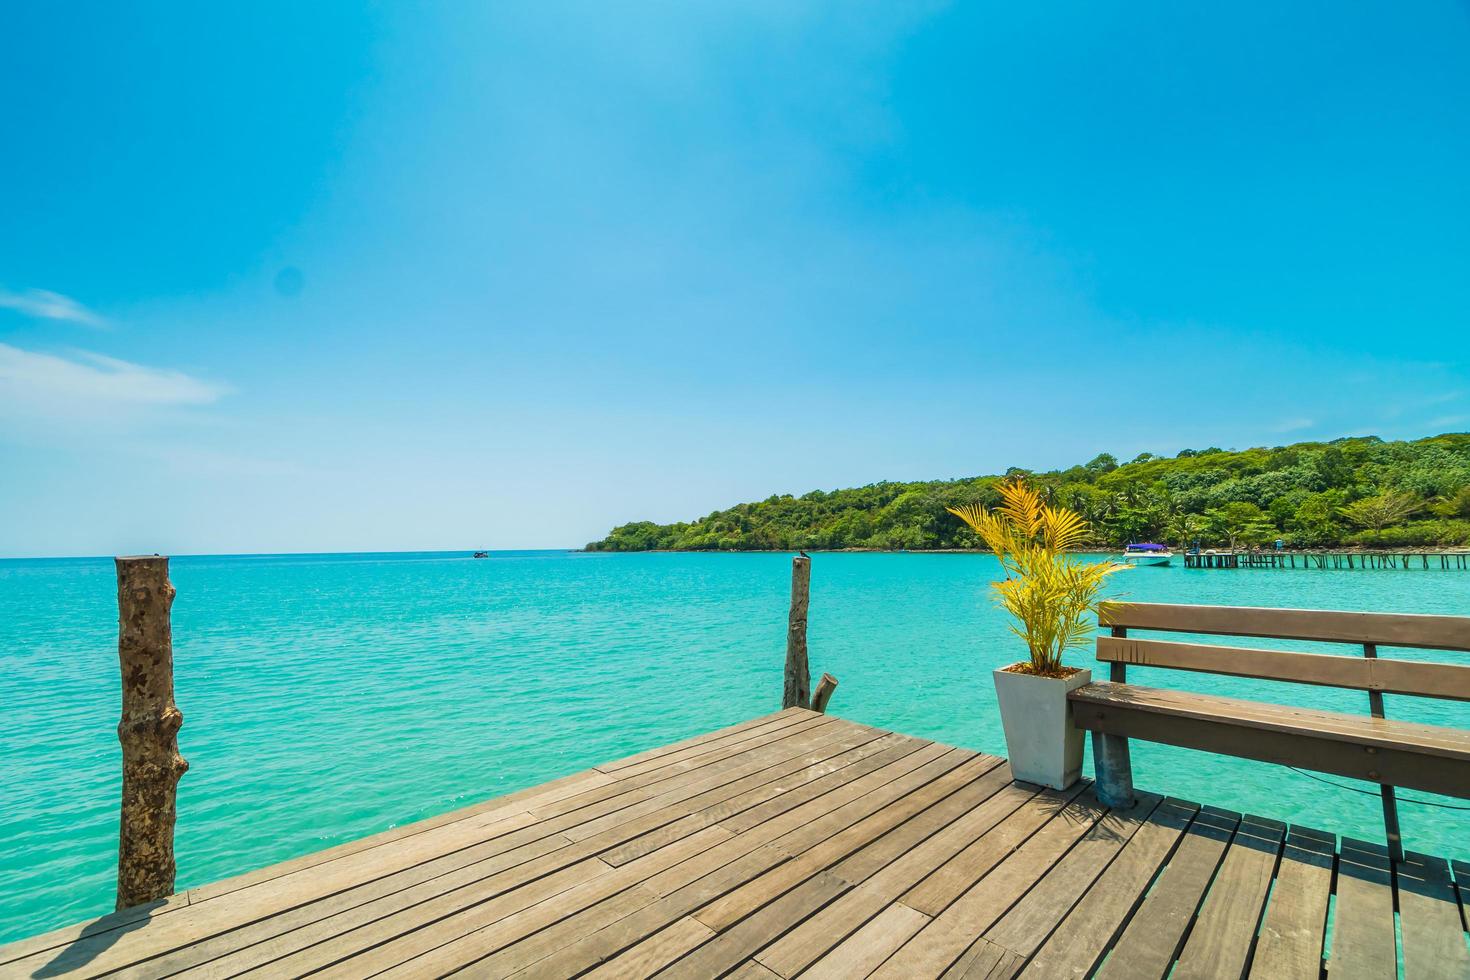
[1184,550,1470,570]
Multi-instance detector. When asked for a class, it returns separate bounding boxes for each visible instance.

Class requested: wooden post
[783,555,811,709]
[115,556,188,910]
[811,673,839,714]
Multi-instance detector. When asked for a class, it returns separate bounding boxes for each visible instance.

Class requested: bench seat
[1069,681,1470,799]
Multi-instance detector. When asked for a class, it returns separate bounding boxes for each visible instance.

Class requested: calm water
[1,550,1468,942]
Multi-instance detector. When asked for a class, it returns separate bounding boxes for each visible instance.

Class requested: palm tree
[1164,513,1202,550]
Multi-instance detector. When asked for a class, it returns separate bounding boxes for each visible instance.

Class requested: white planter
[992,665,1092,790]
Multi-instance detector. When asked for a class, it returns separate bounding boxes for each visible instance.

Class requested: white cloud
[1269,417,1315,433]
[0,343,227,422]
[0,287,104,327]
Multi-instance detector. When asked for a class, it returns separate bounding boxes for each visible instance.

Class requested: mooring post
[115,556,189,910]
[783,554,812,709]
[811,672,839,714]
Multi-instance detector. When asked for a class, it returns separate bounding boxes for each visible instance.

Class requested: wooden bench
[1068,602,1470,862]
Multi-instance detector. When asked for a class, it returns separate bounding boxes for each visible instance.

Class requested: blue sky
[2,2,1468,556]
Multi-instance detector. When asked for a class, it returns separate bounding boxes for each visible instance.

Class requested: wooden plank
[715,735,931,836]
[10,707,1468,980]
[1094,806,1240,980]
[292,856,615,978]
[1098,601,1470,651]
[939,937,1025,979]
[559,719,871,843]
[147,726,880,978]
[472,741,952,978]
[693,752,999,931]
[1070,683,1470,760]
[320,827,734,980]
[101,721,858,980]
[0,765,616,970]
[577,749,986,978]
[295,727,891,978]
[1172,814,1286,979]
[902,782,1091,917]
[1396,851,1470,980]
[1020,797,1198,979]
[1328,837,1397,978]
[117,720,864,979]
[18,805,562,979]
[755,774,1043,977]
[801,903,931,980]
[466,879,674,980]
[596,708,812,774]
[824,761,1017,887]
[1069,682,1470,797]
[585,714,843,797]
[579,915,716,979]
[983,794,1163,958]
[871,790,1110,978]
[191,764,612,901]
[1096,636,1470,701]
[138,829,583,979]
[654,871,851,979]
[487,742,951,977]
[1250,825,1335,980]
[599,725,898,866]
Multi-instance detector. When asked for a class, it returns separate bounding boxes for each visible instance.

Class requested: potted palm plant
[948,478,1125,790]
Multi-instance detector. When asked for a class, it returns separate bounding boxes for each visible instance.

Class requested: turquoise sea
[1,550,1468,943]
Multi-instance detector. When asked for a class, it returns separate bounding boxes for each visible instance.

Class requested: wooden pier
[3,707,1466,979]
[1184,550,1470,570]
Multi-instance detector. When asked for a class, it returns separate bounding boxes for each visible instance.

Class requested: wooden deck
[3,708,1467,979]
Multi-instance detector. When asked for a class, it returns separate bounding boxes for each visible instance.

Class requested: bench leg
[1092,733,1135,809]
[1380,786,1404,865]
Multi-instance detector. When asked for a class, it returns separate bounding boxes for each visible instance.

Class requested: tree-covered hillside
[586,433,1470,552]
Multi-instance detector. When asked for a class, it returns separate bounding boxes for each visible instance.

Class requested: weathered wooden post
[811,673,839,714]
[783,555,811,709]
[115,555,188,910]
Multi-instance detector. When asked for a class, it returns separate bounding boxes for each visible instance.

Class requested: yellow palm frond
[949,477,1127,673]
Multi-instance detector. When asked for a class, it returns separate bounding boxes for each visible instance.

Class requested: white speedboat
[1120,543,1173,566]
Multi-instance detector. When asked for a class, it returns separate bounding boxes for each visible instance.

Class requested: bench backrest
[1095,601,1470,702]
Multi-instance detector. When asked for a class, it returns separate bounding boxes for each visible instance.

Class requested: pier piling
[783,555,811,709]
[114,555,188,910]
[811,672,839,713]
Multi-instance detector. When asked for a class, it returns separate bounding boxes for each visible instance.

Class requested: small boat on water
[472,550,490,559]
[1120,542,1173,566]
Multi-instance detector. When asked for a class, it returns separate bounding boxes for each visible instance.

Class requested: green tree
[1205,502,1276,550]
[1432,486,1470,519]
[1337,490,1422,531]
[1164,513,1203,550]
[1289,493,1343,546]
[1084,453,1118,478]
[584,433,1470,552]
